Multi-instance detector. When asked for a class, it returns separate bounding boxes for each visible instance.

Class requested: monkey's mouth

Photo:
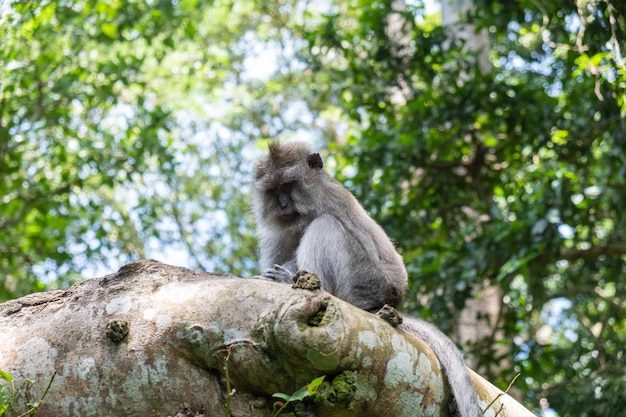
[278,211,300,222]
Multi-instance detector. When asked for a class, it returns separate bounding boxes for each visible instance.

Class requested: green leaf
[307,375,326,394]
[271,392,291,402]
[495,252,538,282]
[285,385,309,402]
[0,387,9,415]
[101,22,118,39]
[0,370,12,383]
[272,376,326,403]
[0,370,12,416]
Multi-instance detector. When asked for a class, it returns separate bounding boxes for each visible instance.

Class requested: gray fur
[400,317,483,417]
[253,141,407,312]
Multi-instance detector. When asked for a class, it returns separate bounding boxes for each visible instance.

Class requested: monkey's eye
[267,180,297,196]
[282,180,297,190]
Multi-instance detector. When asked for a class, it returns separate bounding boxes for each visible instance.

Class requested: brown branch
[0,260,537,417]
[559,243,626,261]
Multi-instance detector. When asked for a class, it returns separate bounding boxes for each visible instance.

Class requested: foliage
[0,369,55,417]
[272,375,325,417]
[287,1,625,415]
[1,1,625,416]
[0,0,267,299]
[0,370,11,416]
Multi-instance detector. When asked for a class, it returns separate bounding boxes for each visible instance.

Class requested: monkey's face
[266,179,300,222]
[255,173,312,228]
[253,141,325,228]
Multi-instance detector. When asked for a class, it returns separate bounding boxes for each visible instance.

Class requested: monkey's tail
[399,317,482,417]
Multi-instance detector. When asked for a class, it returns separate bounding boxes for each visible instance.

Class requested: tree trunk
[441,0,490,73]
[0,260,534,417]
[440,0,508,378]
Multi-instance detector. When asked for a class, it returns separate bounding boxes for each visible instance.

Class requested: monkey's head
[253,141,325,227]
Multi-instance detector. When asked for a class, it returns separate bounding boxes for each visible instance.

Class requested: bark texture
[0,260,534,417]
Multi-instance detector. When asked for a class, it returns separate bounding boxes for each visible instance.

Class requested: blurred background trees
[1,0,624,415]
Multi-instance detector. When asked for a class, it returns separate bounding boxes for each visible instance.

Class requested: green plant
[0,370,14,416]
[271,376,326,417]
[0,369,56,417]
[483,373,521,416]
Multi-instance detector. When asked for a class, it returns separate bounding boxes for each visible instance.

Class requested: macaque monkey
[252,141,408,313]
[253,141,481,417]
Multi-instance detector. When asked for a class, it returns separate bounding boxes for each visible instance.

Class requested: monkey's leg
[297,214,394,312]
[295,214,349,302]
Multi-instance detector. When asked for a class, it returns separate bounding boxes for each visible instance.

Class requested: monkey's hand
[254,264,296,284]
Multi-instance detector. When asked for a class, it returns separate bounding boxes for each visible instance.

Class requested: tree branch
[0,260,536,417]
[559,243,626,261]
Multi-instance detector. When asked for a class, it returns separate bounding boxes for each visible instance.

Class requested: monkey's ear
[307,153,323,170]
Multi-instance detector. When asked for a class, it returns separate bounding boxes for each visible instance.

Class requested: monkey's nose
[278,193,291,209]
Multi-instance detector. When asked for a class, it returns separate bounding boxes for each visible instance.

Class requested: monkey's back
[298,174,408,311]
